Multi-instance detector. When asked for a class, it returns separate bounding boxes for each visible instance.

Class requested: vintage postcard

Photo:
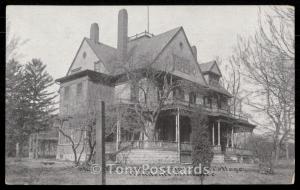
[5,5,295,185]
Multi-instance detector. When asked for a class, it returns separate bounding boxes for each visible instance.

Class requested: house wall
[59,76,89,115]
[57,76,114,161]
[87,80,114,104]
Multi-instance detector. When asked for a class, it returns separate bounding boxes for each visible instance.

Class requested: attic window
[83,52,87,59]
[179,42,183,50]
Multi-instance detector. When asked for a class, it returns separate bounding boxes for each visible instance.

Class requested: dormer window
[209,73,220,86]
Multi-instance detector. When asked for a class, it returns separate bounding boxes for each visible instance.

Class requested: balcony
[167,98,249,122]
[114,98,248,122]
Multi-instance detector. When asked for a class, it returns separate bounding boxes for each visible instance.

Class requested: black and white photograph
[5,5,295,185]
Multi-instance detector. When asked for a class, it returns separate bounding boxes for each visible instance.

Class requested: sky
[6,5,283,134]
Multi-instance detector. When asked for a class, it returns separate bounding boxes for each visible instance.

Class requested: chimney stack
[90,23,99,43]
[117,9,128,62]
[192,46,197,61]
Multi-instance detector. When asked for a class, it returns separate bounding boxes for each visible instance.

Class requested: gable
[125,27,181,72]
[67,39,108,76]
[210,63,222,76]
[153,29,207,86]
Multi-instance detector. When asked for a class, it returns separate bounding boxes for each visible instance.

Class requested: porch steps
[116,149,180,164]
[224,154,238,163]
[211,154,225,163]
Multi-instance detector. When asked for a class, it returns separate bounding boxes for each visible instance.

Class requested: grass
[5,158,294,185]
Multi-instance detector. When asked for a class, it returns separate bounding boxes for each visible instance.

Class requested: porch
[112,97,255,164]
[112,107,254,164]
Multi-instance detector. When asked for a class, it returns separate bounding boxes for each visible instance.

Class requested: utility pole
[95,101,106,185]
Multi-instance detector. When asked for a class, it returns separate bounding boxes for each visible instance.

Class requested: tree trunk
[286,143,289,160]
[144,121,155,141]
[33,134,37,159]
[275,145,280,161]
[16,142,20,158]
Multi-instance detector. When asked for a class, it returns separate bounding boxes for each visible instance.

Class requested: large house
[55,9,255,164]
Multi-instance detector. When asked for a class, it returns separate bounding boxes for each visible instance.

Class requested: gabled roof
[126,27,182,69]
[66,37,118,76]
[85,38,118,73]
[200,60,222,76]
[75,27,182,76]
[199,61,232,97]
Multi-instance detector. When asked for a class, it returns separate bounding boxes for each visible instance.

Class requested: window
[130,83,139,102]
[94,62,100,72]
[204,96,212,108]
[83,51,87,59]
[64,86,70,100]
[76,82,82,97]
[179,42,183,50]
[209,74,220,86]
[189,92,196,104]
[174,87,184,100]
[71,67,81,74]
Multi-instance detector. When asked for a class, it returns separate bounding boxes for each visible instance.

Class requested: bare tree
[233,6,294,163]
[6,20,29,62]
[110,50,197,141]
[55,115,86,167]
[216,56,244,116]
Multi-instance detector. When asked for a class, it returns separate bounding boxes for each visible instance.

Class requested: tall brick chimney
[90,23,99,43]
[192,46,197,61]
[117,9,128,62]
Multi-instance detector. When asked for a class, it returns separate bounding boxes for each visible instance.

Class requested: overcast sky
[6,6,263,77]
[7,5,283,134]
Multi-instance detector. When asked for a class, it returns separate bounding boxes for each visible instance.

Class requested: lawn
[5,158,294,185]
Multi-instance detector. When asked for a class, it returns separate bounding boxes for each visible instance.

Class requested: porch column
[217,120,221,146]
[116,119,120,151]
[176,108,181,163]
[231,127,234,148]
[226,128,229,148]
[212,123,215,146]
[244,131,246,149]
[175,108,180,143]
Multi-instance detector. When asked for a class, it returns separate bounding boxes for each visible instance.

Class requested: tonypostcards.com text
[91,164,244,176]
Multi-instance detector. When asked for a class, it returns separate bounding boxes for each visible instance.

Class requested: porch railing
[170,99,249,122]
[110,140,252,156]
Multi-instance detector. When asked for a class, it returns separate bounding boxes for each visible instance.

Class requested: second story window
[174,88,184,101]
[189,92,196,104]
[76,82,82,97]
[94,62,100,72]
[130,83,139,102]
[203,96,212,108]
[64,86,70,101]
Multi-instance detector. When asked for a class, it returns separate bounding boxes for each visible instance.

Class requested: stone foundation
[116,149,180,164]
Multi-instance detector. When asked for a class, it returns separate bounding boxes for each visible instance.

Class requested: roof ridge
[85,37,117,51]
[150,26,182,39]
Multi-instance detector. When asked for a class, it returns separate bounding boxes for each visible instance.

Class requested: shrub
[190,111,214,184]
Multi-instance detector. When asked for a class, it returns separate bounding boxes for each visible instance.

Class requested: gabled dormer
[200,60,222,87]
